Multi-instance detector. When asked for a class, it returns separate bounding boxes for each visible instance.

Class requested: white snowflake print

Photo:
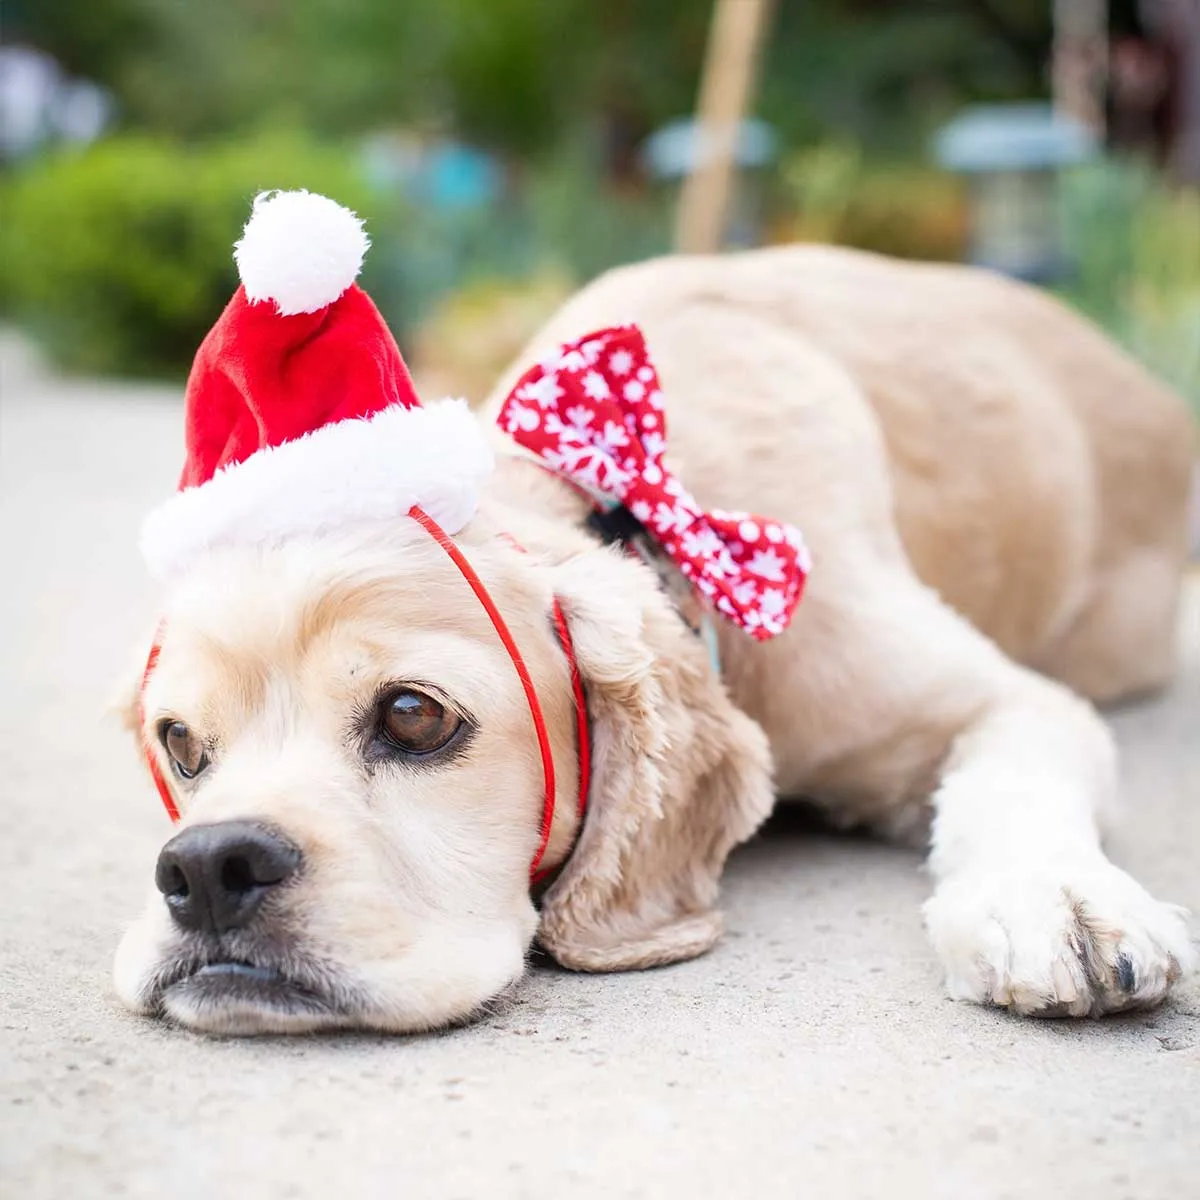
[598,419,630,452]
[582,371,611,400]
[651,501,694,537]
[709,547,738,579]
[623,379,645,402]
[503,402,540,434]
[580,339,605,364]
[662,475,684,497]
[642,462,663,485]
[682,526,725,560]
[641,431,666,460]
[738,519,760,543]
[608,349,633,376]
[557,349,589,372]
[630,499,652,522]
[641,411,657,429]
[543,442,627,495]
[564,404,594,430]
[758,588,788,618]
[540,412,569,439]
[541,440,595,475]
[732,579,759,607]
[637,366,654,382]
[576,451,627,492]
[521,372,564,410]
[745,547,787,582]
[764,524,783,543]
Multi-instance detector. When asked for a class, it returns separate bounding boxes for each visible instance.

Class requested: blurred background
[1,0,1197,412]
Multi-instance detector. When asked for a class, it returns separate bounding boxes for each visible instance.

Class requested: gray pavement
[2,337,1198,1199]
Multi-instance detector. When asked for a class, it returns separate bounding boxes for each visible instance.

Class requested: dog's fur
[115,246,1197,1034]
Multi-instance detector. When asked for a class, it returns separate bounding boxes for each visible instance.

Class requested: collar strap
[137,505,590,883]
[583,497,723,677]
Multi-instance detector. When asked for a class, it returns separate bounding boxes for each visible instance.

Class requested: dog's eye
[160,720,209,780]
[379,689,462,756]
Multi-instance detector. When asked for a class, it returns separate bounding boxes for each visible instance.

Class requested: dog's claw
[1116,952,1137,993]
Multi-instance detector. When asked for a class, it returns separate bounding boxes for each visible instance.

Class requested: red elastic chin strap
[407,506,588,882]
[137,504,590,884]
[138,637,179,823]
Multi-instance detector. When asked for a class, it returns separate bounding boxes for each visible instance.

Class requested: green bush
[1057,160,1200,412]
[0,132,385,376]
[777,141,967,262]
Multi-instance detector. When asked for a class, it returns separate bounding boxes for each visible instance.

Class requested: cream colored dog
[116,246,1197,1034]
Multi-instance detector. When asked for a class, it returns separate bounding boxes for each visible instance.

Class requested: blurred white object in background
[0,45,112,161]
[935,103,1097,283]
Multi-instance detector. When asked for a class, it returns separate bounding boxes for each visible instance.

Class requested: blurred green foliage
[0,131,672,377]
[779,141,967,261]
[1058,160,1200,407]
[0,132,382,375]
[4,0,1194,416]
[10,0,1049,159]
[4,135,1195,417]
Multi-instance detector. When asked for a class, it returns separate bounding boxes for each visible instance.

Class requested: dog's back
[488,245,1195,699]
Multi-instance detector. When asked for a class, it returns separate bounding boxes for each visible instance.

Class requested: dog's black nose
[155,821,301,935]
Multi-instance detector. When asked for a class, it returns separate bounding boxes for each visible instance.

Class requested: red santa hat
[140,189,492,581]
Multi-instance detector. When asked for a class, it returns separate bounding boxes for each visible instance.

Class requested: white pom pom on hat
[233,189,370,316]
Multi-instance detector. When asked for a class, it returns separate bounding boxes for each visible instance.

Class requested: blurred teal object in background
[935,103,1097,282]
[362,134,504,213]
[421,143,503,211]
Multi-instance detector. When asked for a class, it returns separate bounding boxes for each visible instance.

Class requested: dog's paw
[923,861,1196,1017]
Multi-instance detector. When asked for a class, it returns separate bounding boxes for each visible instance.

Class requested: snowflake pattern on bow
[497,324,811,641]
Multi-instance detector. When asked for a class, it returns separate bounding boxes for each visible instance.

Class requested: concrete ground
[2,336,1197,1200]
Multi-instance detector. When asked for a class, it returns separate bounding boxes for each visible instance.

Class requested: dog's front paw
[923,861,1195,1017]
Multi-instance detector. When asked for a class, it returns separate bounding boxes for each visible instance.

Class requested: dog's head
[114,501,773,1035]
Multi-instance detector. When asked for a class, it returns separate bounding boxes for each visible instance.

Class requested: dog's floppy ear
[539,548,775,971]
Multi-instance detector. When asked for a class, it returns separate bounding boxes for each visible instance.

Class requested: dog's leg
[776,569,1195,1017]
[898,597,1196,1016]
[923,666,1195,1016]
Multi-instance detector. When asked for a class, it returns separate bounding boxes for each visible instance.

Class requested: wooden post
[1052,0,1109,136]
[674,0,774,254]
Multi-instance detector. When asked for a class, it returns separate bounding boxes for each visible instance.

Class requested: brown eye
[379,689,463,756]
[160,720,209,780]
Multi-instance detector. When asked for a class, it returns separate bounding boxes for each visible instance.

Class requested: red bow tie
[497,325,810,641]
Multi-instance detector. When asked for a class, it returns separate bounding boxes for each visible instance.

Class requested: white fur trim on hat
[234,190,369,316]
[140,401,493,582]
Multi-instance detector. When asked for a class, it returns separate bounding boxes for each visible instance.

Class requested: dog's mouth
[148,942,358,1035]
[166,960,333,1026]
